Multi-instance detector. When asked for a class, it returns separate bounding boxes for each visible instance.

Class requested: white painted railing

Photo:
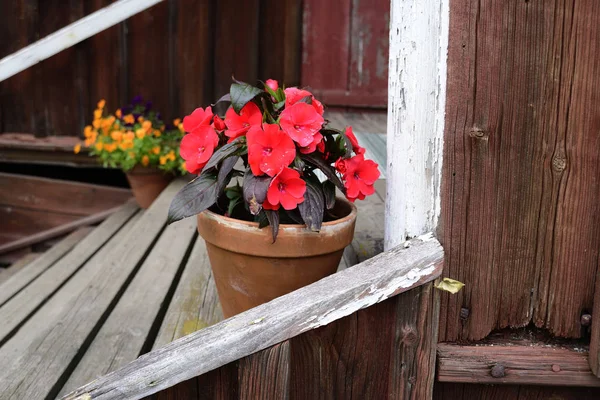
[0,0,164,83]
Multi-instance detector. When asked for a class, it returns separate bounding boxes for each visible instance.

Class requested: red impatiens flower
[284,87,324,115]
[265,79,279,91]
[179,126,219,174]
[212,115,226,132]
[247,124,296,177]
[339,154,380,202]
[224,102,262,142]
[265,167,306,210]
[344,126,365,155]
[183,106,213,133]
[334,157,347,174]
[279,103,324,147]
[299,132,323,154]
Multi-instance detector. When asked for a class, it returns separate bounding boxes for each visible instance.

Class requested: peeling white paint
[300,263,436,332]
[385,0,449,249]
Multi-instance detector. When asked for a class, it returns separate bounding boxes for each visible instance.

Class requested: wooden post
[385,0,449,249]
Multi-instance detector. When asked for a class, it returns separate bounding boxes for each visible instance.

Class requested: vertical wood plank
[434,382,600,400]
[440,0,600,342]
[590,264,600,376]
[213,0,260,97]
[238,342,289,400]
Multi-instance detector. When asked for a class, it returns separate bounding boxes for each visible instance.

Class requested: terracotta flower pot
[125,167,173,209]
[197,199,357,318]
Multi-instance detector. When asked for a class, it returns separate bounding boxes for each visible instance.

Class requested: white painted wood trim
[385,0,450,249]
[0,0,164,83]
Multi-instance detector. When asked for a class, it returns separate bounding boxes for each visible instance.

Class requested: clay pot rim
[200,197,357,231]
[126,165,174,175]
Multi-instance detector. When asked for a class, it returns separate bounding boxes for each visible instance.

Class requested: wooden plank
[152,238,223,350]
[0,205,78,242]
[433,382,600,400]
[0,132,80,150]
[0,252,39,285]
[0,180,183,400]
[0,173,131,215]
[238,342,290,399]
[62,235,443,400]
[0,203,138,344]
[590,263,600,376]
[386,0,448,248]
[58,216,197,396]
[0,227,89,306]
[0,0,165,83]
[437,343,600,387]
[0,203,127,255]
[213,0,260,99]
[440,0,600,342]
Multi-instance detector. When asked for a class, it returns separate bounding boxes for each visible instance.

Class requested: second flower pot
[125,166,173,209]
[197,198,357,318]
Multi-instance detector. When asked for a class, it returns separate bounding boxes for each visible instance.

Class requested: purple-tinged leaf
[323,180,336,210]
[203,137,246,171]
[242,170,271,215]
[301,153,345,193]
[217,156,240,193]
[298,177,325,231]
[168,172,218,224]
[265,209,280,243]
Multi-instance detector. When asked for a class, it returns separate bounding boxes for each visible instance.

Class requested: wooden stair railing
[63,235,443,400]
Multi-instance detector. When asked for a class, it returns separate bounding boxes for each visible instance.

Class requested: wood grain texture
[440,0,600,341]
[438,343,600,387]
[0,203,137,344]
[0,252,39,284]
[0,227,88,306]
[590,264,600,376]
[0,172,131,215]
[0,205,78,242]
[238,342,290,400]
[58,216,197,397]
[62,236,443,400]
[433,382,600,400]
[0,180,182,400]
[152,238,223,350]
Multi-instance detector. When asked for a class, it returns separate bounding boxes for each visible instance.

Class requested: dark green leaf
[230,82,264,114]
[292,155,305,172]
[301,153,345,193]
[265,209,280,243]
[167,172,218,224]
[256,211,269,228]
[298,177,325,231]
[323,180,336,210]
[212,93,231,107]
[227,198,241,216]
[203,137,246,171]
[242,169,272,215]
[336,132,353,158]
[273,100,286,111]
[216,155,240,193]
[284,209,305,225]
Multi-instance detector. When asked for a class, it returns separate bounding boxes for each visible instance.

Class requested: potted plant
[76,97,186,208]
[168,79,380,317]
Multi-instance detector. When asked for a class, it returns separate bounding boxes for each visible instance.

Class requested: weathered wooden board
[0,180,183,400]
[0,205,79,242]
[0,172,131,215]
[590,264,600,376]
[440,0,600,341]
[438,343,600,387]
[62,236,443,400]
[58,216,197,396]
[152,238,223,350]
[0,227,89,306]
[0,203,137,344]
[433,382,600,400]
[0,252,38,284]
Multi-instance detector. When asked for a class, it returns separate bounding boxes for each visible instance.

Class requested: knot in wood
[552,155,567,172]
[400,326,419,346]
[581,314,592,327]
[552,364,561,372]
[490,364,505,378]
[459,307,470,320]
[469,127,487,139]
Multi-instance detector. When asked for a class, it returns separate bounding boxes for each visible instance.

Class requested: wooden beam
[62,235,443,400]
[0,0,164,83]
[590,265,600,376]
[385,0,449,247]
[438,343,600,387]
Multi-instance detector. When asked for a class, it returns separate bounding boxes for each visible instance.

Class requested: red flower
[247,123,296,177]
[183,106,213,133]
[335,157,347,174]
[279,103,324,147]
[284,87,324,115]
[212,115,226,132]
[317,140,326,154]
[265,79,279,91]
[299,132,323,154]
[265,167,306,210]
[224,102,262,142]
[179,126,219,174]
[340,154,380,202]
[344,126,365,155]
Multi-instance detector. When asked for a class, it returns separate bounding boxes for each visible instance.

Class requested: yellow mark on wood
[182,319,209,336]
[435,278,465,294]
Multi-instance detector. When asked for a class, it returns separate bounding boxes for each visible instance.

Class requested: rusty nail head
[460,307,470,320]
[552,364,561,372]
[490,364,505,378]
[581,314,592,327]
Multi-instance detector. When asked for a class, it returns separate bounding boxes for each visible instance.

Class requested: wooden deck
[0,173,386,399]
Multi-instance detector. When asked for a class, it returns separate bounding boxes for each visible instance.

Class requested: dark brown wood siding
[440,0,600,343]
[0,0,302,138]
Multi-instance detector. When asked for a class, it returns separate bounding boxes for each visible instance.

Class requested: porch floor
[0,173,385,399]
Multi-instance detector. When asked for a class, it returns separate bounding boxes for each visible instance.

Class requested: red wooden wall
[301,0,390,108]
